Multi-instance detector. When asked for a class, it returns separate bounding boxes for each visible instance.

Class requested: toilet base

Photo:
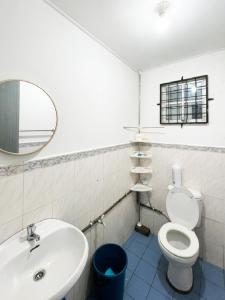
[167,262,193,293]
[166,274,193,294]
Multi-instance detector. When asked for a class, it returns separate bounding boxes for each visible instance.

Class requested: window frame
[159,75,209,125]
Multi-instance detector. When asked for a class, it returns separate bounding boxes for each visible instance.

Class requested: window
[160,75,208,125]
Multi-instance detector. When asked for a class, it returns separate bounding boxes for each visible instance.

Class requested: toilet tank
[188,188,202,228]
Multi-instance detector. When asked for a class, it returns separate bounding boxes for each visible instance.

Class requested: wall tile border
[152,142,225,153]
[0,143,131,176]
[1,142,225,176]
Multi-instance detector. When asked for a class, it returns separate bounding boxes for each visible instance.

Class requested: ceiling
[48,0,225,71]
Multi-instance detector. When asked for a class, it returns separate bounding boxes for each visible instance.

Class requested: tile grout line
[125,235,164,299]
[124,232,225,299]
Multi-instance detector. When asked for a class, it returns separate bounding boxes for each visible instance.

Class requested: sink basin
[0,219,89,300]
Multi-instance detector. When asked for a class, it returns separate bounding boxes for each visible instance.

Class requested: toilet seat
[158,222,199,259]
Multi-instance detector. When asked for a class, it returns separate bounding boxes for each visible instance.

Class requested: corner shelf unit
[129,138,152,193]
[130,139,151,144]
[130,152,152,159]
[131,167,152,174]
[131,183,152,192]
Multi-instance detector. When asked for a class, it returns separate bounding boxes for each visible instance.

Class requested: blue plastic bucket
[93,244,127,300]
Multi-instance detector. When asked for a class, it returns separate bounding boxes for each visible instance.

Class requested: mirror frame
[0,79,58,156]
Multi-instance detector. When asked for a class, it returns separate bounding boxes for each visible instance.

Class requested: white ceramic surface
[0,219,88,300]
[158,222,199,259]
[158,186,202,291]
[166,187,200,230]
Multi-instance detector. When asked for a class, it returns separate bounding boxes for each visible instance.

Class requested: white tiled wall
[0,146,138,299]
[140,145,225,269]
[68,191,137,300]
[4,143,224,296]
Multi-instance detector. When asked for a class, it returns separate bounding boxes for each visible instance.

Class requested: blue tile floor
[123,232,225,300]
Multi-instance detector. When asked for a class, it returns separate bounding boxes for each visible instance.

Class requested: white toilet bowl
[158,222,199,292]
[157,186,202,292]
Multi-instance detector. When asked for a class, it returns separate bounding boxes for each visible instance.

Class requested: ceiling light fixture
[155,0,170,33]
[156,0,170,17]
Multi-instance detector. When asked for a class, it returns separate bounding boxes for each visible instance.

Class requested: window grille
[160,75,210,125]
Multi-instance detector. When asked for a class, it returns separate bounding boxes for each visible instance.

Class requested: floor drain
[33,269,46,281]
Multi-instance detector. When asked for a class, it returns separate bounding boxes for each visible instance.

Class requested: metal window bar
[161,85,207,95]
[160,75,209,125]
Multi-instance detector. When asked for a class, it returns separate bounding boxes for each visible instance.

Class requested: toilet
[158,185,202,293]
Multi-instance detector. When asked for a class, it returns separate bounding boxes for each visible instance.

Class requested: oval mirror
[0,80,57,155]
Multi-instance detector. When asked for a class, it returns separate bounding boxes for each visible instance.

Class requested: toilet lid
[166,187,199,230]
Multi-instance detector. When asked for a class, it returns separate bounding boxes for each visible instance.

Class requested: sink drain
[33,269,46,281]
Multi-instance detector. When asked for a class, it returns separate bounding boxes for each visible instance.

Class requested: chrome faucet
[27,224,40,242]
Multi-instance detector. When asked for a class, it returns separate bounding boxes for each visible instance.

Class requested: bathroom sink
[0,219,89,300]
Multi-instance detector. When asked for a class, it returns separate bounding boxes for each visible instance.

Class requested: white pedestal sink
[0,219,89,300]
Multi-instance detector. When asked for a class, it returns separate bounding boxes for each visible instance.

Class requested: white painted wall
[0,0,138,164]
[141,50,225,147]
